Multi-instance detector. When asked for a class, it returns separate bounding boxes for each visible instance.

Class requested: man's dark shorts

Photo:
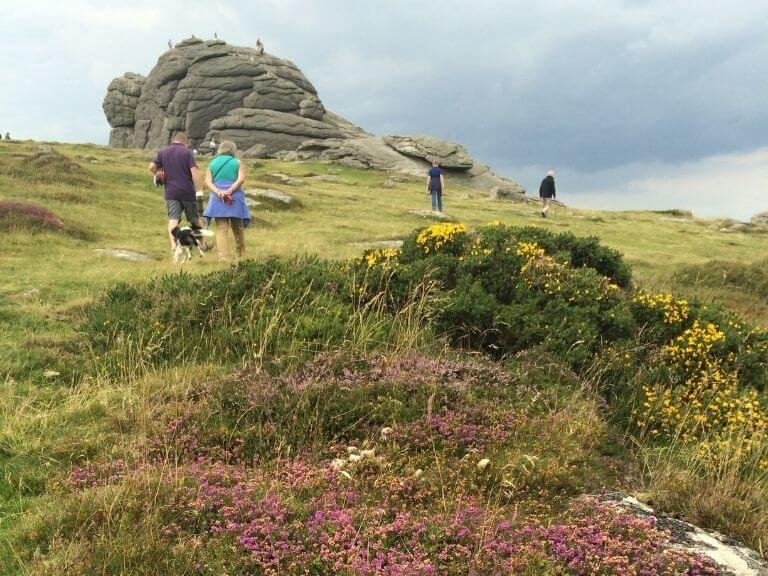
[167,200,200,223]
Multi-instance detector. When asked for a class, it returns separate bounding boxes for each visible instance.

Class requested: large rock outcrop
[104,37,524,195]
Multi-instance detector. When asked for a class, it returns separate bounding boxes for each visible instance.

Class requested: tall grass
[637,425,768,554]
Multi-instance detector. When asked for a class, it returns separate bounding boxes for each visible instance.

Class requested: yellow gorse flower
[416,223,468,254]
[635,316,768,468]
[363,248,401,269]
[632,291,690,324]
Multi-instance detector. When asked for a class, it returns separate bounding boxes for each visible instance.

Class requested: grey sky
[1,1,767,219]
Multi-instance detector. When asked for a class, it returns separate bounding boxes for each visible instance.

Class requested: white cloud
[82,6,159,29]
[545,148,768,221]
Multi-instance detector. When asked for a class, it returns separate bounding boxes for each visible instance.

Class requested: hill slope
[1,140,767,575]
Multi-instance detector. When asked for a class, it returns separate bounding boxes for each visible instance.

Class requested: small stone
[43,370,60,378]
[330,458,346,471]
[477,458,491,471]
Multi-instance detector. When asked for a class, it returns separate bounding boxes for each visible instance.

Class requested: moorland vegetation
[1,140,767,574]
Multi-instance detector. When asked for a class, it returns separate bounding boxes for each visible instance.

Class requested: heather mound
[0,201,64,233]
[1,146,93,186]
[15,355,719,575]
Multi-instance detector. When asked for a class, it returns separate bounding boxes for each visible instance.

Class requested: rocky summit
[103,37,524,195]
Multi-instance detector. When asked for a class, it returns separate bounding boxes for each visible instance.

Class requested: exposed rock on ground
[409,210,453,221]
[244,188,294,206]
[94,248,152,261]
[349,240,404,250]
[104,37,525,195]
[602,494,768,576]
[490,184,526,201]
[265,173,303,186]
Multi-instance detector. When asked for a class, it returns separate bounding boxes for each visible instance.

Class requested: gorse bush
[631,295,768,469]
[357,222,635,369]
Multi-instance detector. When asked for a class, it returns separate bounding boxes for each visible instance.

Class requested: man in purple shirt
[148,132,205,252]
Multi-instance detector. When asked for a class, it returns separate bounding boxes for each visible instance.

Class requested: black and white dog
[171,223,207,263]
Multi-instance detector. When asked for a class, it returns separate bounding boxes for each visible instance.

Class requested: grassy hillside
[1,140,767,574]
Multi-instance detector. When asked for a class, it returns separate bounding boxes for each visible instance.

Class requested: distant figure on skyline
[426,159,445,213]
[168,39,172,49]
[214,32,218,39]
[256,37,264,55]
[4,132,10,141]
[539,170,556,217]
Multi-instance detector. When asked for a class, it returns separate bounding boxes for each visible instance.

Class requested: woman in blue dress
[203,140,251,260]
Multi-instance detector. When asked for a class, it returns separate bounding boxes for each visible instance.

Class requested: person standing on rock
[426,159,445,213]
[256,38,264,55]
[209,138,217,156]
[148,132,206,254]
[539,170,556,217]
[203,140,250,261]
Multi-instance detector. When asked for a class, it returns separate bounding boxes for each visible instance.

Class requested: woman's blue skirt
[203,179,251,228]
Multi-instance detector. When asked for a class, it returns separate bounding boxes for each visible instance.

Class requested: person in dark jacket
[426,159,445,213]
[539,170,556,217]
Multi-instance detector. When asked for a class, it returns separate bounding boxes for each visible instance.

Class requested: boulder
[102,73,146,128]
[108,127,136,148]
[383,135,474,169]
[603,494,768,576]
[245,188,294,205]
[490,185,526,201]
[298,137,422,172]
[209,108,346,153]
[265,173,303,186]
[102,73,146,146]
[750,211,768,226]
[242,143,268,158]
